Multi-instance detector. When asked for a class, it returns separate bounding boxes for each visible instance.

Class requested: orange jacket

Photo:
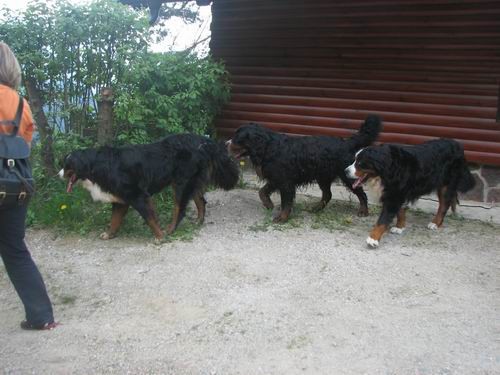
[0,84,35,144]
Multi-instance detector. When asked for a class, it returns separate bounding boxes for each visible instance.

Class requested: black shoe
[20,320,59,330]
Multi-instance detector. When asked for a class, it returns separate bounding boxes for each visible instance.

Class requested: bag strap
[10,167,35,194]
[0,97,24,136]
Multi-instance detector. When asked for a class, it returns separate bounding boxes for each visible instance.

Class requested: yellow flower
[60,204,68,210]
[239,160,245,167]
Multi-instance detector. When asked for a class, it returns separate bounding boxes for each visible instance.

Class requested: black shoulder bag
[0,97,35,208]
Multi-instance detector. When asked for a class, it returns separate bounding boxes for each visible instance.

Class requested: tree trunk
[97,87,114,146]
[24,77,56,176]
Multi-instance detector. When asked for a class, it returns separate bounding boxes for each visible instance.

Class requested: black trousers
[0,204,54,326]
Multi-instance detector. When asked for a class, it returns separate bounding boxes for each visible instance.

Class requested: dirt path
[1,188,499,375]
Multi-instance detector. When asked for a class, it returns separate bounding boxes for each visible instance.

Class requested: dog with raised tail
[227,116,382,223]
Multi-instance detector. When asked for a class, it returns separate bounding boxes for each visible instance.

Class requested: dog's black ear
[361,145,389,175]
[244,125,273,164]
[60,153,70,168]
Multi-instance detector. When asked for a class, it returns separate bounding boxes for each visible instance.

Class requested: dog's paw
[99,232,113,240]
[262,201,274,210]
[427,222,439,231]
[357,207,369,217]
[390,226,405,235]
[153,237,165,246]
[366,236,379,248]
[272,216,288,224]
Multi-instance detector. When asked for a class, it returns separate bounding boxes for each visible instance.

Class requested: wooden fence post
[97,87,114,145]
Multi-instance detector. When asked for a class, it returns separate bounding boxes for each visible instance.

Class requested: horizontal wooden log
[225,67,498,86]
[213,19,500,32]
[229,75,497,96]
[213,47,500,62]
[212,37,500,51]
[225,102,499,131]
[229,94,497,119]
[230,83,497,107]
[214,0,499,12]
[218,57,500,74]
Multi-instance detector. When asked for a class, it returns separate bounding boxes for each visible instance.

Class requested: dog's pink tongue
[66,176,76,193]
[352,175,366,190]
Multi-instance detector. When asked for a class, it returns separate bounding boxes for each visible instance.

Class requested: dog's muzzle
[345,163,357,179]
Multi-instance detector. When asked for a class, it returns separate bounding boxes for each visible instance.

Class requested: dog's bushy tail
[450,164,475,213]
[457,163,476,193]
[348,115,383,151]
[210,142,240,190]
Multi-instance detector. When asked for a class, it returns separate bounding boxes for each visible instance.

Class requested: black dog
[345,139,476,248]
[227,116,382,222]
[59,134,239,242]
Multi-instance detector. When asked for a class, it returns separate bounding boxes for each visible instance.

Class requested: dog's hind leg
[100,203,130,240]
[311,179,333,212]
[340,175,369,216]
[273,185,295,223]
[167,186,182,235]
[167,178,199,234]
[428,186,452,230]
[131,196,164,241]
[390,207,407,234]
[259,183,275,209]
[193,191,207,225]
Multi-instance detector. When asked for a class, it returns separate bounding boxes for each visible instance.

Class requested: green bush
[114,52,230,142]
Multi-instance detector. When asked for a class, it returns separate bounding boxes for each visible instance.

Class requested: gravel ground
[1,187,499,375]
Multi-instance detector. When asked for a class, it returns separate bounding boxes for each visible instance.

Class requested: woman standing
[0,41,57,330]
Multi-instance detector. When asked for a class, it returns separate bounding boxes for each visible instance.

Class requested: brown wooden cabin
[167,0,500,201]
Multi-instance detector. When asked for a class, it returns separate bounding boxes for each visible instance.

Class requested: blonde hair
[0,42,22,90]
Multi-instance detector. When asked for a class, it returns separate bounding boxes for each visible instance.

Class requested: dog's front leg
[367,202,401,248]
[100,203,129,240]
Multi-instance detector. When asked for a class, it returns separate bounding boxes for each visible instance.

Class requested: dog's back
[381,138,475,202]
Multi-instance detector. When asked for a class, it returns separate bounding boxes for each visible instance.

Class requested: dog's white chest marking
[365,176,383,200]
[81,179,124,204]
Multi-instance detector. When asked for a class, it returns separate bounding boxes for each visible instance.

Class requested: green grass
[310,199,359,231]
[57,294,77,306]
[248,202,306,232]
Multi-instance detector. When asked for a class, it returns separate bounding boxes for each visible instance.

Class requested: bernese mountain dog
[345,139,476,248]
[226,116,382,222]
[59,134,239,242]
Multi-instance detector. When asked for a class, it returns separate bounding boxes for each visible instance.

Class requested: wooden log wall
[210,0,500,165]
